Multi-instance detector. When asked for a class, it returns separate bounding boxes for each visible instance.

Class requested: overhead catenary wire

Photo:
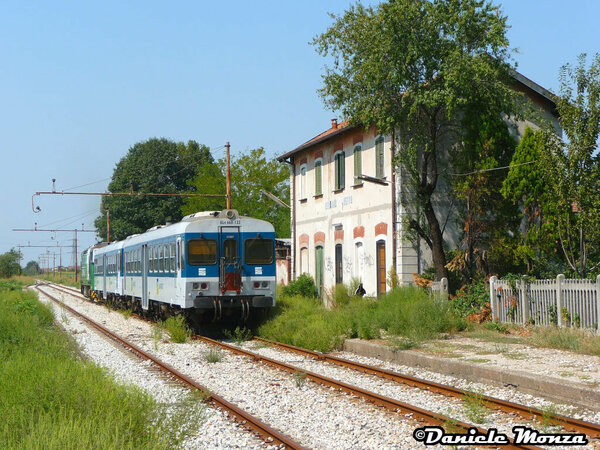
[62,144,226,193]
[447,160,536,176]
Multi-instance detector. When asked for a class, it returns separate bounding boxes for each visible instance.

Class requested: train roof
[93,210,275,255]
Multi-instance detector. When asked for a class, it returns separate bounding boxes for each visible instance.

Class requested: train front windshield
[188,239,217,265]
[244,238,274,264]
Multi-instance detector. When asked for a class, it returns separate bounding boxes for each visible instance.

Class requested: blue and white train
[81,210,276,320]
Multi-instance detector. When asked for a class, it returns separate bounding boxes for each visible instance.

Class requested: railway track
[250,337,600,440]
[42,282,599,448]
[35,283,304,450]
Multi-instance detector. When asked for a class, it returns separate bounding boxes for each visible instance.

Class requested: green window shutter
[315,161,322,195]
[376,137,384,178]
[335,152,345,190]
[354,145,362,184]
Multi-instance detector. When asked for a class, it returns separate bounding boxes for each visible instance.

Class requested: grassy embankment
[0,279,202,448]
[258,279,600,357]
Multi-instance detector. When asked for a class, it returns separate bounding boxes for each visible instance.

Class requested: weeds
[204,349,223,363]
[60,308,70,325]
[259,285,466,352]
[224,326,252,345]
[165,315,190,343]
[538,403,565,432]
[462,389,489,424]
[152,324,163,350]
[292,371,307,388]
[120,308,133,320]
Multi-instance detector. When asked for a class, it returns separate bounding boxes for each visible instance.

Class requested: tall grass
[164,315,191,343]
[0,282,201,448]
[259,285,466,352]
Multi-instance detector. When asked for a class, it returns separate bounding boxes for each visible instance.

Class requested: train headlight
[200,282,208,290]
[253,281,260,289]
[261,281,269,288]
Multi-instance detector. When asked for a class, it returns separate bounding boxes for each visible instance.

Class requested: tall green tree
[450,115,519,280]
[0,249,21,278]
[24,260,40,276]
[94,138,216,241]
[312,0,517,281]
[501,127,560,274]
[183,148,290,237]
[540,54,600,277]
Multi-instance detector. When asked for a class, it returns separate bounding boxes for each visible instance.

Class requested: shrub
[164,315,190,343]
[451,280,489,317]
[259,285,464,352]
[281,274,317,298]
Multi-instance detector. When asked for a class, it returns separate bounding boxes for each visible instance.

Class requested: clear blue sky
[1,0,598,268]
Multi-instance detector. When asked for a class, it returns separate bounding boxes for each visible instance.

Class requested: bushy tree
[501,127,560,274]
[24,260,40,276]
[183,148,290,237]
[312,0,517,282]
[450,115,519,280]
[540,54,600,277]
[95,138,216,241]
[0,249,21,278]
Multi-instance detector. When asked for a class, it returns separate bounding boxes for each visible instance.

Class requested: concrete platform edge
[343,339,600,411]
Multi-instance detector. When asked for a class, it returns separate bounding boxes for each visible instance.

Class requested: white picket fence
[430,277,448,300]
[489,274,600,332]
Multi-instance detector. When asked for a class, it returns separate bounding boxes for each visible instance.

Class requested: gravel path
[36,284,600,449]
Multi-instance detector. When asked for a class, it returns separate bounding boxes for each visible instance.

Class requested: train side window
[164,244,169,273]
[170,242,176,273]
[187,239,217,265]
[158,246,163,272]
[244,238,274,265]
[148,245,155,273]
[179,240,185,270]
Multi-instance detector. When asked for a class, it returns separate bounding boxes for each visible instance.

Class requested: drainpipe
[391,131,398,280]
[284,157,296,281]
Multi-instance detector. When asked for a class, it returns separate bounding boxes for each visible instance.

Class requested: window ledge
[313,194,323,199]
[352,183,364,189]
[332,188,345,194]
[299,198,308,204]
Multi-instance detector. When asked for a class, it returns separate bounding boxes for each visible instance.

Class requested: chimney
[331,118,338,129]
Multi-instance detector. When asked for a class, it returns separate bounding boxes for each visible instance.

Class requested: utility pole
[226,141,231,209]
[13,225,94,282]
[17,244,21,276]
[106,207,110,243]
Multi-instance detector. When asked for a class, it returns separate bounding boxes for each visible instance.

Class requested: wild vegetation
[0,279,202,448]
[259,276,467,352]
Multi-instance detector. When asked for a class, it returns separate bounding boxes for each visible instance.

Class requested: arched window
[355,242,364,281]
[375,136,385,179]
[299,164,307,199]
[353,144,362,185]
[314,159,323,196]
[335,244,343,285]
[376,240,386,296]
[334,151,345,190]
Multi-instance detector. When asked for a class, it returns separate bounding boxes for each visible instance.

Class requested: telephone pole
[226,141,231,209]
[13,224,95,282]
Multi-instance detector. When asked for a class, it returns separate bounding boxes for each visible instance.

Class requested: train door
[102,254,107,299]
[142,244,149,310]
[219,226,241,294]
[176,237,185,302]
[119,250,124,294]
